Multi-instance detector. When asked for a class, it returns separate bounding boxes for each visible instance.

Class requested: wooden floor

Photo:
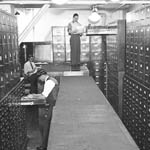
[48,76,139,150]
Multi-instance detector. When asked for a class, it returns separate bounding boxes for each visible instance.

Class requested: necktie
[30,62,33,69]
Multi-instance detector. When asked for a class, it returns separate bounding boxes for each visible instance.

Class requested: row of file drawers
[52,26,102,43]
[53,35,101,44]
[0,50,18,65]
[125,59,150,86]
[0,80,27,150]
[123,75,150,150]
[0,33,18,45]
[53,43,101,51]
[0,24,17,33]
[126,45,150,56]
[106,35,119,113]
[0,63,21,98]
[90,60,105,92]
[127,8,150,23]
[0,10,17,26]
[53,50,103,62]
[123,105,149,150]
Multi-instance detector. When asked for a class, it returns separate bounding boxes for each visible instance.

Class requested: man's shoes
[36,146,47,150]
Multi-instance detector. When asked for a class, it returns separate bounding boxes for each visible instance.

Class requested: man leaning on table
[26,72,59,150]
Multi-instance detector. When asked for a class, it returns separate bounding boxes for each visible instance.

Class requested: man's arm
[67,23,72,35]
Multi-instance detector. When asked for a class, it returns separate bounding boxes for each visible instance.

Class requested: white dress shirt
[24,61,37,75]
[42,79,55,98]
[68,21,82,34]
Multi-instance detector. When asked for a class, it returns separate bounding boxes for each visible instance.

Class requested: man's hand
[27,67,37,76]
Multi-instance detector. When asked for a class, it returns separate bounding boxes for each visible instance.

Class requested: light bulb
[88,12,101,24]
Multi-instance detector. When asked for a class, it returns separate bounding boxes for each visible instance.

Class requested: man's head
[38,74,48,82]
[73,13,79,22]
[38,74,58,85]
[28,55,34,62]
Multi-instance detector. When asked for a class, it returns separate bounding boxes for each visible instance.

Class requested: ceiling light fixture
[110,0,120,2]
[51,0,68,5]
[88,6,101,24]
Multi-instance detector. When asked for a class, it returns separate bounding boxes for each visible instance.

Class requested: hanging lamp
[88,6,101,24]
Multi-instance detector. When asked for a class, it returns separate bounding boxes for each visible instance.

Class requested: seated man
[24,55,38,93]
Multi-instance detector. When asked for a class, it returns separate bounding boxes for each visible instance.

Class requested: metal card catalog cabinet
[90,36,102,61]
[80,35,90,62]
[52,26,65,62]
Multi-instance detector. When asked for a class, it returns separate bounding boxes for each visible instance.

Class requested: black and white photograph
[0,0,149,150]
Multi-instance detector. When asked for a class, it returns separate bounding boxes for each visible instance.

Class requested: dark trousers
[28,73,38,94]
[70,34,81,66]
[38,105,53,148]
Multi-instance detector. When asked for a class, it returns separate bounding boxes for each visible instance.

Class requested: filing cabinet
[106,34,120,114]
[90,36,102,62]
[52,26,104,63]
[65,44,71,61]
[53,51,65,62]
[0,10,21,95]
[123,75,150,150]
[80,51,90,62]
[0,80,27,150]
[53,43,65,51]
[52,35,64,43]
[52,27,66,62]
[80,40,90,62]
[52,26,65,36]
[53,42,65,61]
[91,50,102,61]
[0,46,3,65]
[80,35,89,43]
[0,85,5,99]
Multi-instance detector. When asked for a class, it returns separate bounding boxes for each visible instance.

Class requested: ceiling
[0,0,149,11]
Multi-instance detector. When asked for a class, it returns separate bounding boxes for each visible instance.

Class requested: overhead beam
[1,0,150,5]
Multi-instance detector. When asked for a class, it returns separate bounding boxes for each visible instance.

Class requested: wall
[17,8,91,42]
[106,10,126,25]
[16,8,111,42]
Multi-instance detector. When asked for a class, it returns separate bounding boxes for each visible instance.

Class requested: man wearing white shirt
[35,74,59,150]
[68,13,84,71]
[24,55,38,93]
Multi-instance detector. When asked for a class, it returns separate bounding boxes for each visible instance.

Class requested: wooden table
[48,76,139,150]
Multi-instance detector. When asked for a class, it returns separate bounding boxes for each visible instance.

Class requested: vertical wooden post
[101,35,107,96]
[117,20,126,118]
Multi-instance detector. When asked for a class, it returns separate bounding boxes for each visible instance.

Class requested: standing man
[24,55,38,93]
[68,13,84,71]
